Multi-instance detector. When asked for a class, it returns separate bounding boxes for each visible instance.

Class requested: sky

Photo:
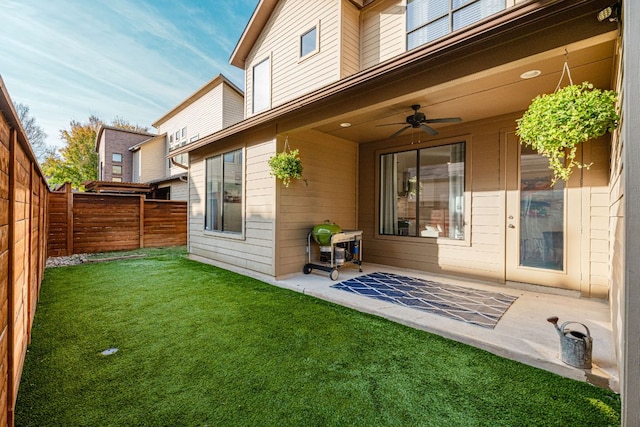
[0,0,258,149]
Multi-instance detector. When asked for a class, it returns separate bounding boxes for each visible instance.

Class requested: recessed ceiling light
[340,122,352,128]
[520,70,541,79]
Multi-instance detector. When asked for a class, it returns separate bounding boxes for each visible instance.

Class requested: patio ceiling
[311,31,618,144]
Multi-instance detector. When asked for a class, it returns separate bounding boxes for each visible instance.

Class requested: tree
[13,102,50,163]
[41,116,144,190]
[111,116,149,133]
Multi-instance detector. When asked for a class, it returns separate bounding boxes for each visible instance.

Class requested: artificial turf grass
[17,247,621,426]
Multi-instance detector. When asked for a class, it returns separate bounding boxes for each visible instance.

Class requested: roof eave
[229,0,279,69]
[152,74,244,128]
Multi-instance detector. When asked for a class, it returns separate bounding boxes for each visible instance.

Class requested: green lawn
[17,247,620,426]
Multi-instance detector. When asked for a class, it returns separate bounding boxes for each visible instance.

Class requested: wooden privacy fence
[48,186,187,256]
[1,77,49,427]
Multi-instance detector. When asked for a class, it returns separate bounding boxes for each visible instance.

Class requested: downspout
[170,157,188,170]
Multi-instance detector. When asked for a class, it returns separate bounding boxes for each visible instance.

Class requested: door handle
[508,224,515,229]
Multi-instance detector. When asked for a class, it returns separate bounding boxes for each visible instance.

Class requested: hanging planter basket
[516,62,619,184]
[268,138,307,187]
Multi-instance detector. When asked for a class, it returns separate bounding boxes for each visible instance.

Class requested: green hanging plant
[516,81,619,184]
[268,141,307,187]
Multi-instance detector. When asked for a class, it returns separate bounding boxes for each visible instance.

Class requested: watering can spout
[547,316,561,335]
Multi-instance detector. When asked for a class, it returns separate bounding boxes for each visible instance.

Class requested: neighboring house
[145,74,244,199]
[170,0,638,419]
[95,125,156,182]
[95,74,244,200]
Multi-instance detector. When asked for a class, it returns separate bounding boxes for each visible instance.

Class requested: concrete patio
[268,263,619,393]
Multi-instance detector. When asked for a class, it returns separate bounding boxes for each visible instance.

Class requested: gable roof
[94,125,157,152]
[151,74,243,128]
[230,0,368,68]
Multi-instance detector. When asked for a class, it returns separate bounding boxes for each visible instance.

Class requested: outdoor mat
[332,272,518,329]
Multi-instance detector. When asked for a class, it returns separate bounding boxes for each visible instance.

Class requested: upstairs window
[252,57,271,114]
[112,153,122,163]
[407,0,505,50]
[300,25,318,59]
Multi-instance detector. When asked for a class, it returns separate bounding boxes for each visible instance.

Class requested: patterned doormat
[331,272,518,329]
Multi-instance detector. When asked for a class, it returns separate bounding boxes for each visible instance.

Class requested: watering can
[547,316,592,369]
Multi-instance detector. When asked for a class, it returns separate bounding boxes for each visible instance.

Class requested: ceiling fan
[377,104,462,137]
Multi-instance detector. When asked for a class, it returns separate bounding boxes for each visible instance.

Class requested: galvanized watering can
[547,316,592,369]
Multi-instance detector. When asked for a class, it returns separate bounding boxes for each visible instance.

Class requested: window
[112,177,122,182]
[112,153,122,163]
[190,135,199,143]
[300,25,318,58]
[169,134,174,143]
[112,165,122,175]
[181,127,187,139]
[252,57,270,114]
[379,142,465,239]
[407,0,505,50]
[175,131,180,141]
[205,149,243,233]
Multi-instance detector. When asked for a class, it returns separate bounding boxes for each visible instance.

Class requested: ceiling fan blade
[390,126,411,138]
[420,124,439,135]
[423,117,462,124]
[376,122,408,127]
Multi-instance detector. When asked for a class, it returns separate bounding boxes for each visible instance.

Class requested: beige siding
[340,0,360,78]
[157,81,243,178]
[245,0,342,117]
[581,137,610,298]
[138,138,167,183]
[170,180,188,201]
[222,84,245,128]
[608,34,624,381]
[275,129,358,276]
[188,132,277,276]
[361,0,405,71]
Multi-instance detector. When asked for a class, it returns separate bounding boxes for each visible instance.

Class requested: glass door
[505,132,579,289]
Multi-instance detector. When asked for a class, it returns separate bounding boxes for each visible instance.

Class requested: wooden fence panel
[72,194,141,254]
[47,191,187,256]
[1,76,50,426]
[0,93,11,427]
[143,201,187,248]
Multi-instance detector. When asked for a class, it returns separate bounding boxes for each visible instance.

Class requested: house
[170,0,638,421]
[95,125,156,183]
[146,74,244,200]
[95,74,244,200]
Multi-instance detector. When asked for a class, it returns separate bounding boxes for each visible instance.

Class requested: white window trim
[251,55,272,115]
[298,20,320,62]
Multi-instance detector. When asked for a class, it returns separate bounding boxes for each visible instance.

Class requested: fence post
[66,184,73,256]
[139,195,145,249]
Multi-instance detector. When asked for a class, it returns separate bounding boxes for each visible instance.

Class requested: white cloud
[0,0,254,148]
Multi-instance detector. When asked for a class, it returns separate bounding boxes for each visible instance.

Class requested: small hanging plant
[268,138,307,187]
[516,77,619,184]
[516,60,619,184]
